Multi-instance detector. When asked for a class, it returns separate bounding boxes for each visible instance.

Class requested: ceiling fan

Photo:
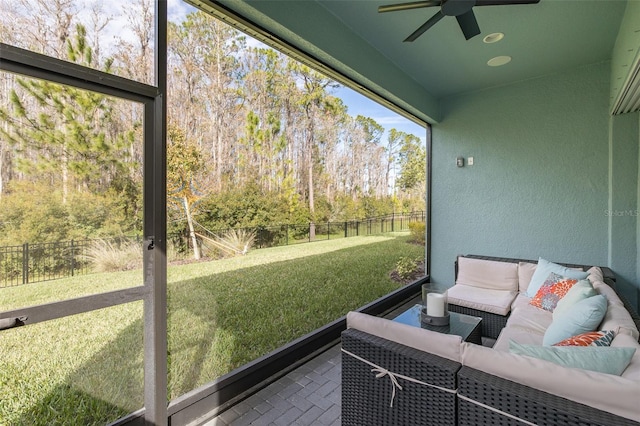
[378,0,540,42]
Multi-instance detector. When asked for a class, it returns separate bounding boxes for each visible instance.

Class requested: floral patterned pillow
[529,272,578,312]
[553,330,616,347]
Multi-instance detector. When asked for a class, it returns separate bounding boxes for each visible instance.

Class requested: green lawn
[0,233,424,425]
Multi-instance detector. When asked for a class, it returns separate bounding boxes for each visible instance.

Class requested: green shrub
[395,256,422,280]
[0,181,140,246]
[408,221,426,244]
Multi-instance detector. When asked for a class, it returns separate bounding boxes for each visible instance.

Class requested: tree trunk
[184,195,201,260]
[307,125,316,241]
[0,144,5,199]
[61,142,69,204]
[308,163,316,241]
[214,28,223,191]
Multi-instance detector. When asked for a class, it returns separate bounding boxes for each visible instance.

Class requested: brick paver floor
[204,344,342,426]
[204,297,421,426]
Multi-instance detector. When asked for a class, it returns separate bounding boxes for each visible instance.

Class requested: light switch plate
[468,157,474,166]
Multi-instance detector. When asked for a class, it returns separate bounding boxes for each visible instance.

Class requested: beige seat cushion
[505,301,553,336]
[447,284,517,316]
[493,325,544,352]
[613,333,640,381]
[456,257,519,291]
[510,293,533,311]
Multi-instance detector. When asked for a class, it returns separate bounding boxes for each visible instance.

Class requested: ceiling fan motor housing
[442,0,476,17]
[379,0,540,42]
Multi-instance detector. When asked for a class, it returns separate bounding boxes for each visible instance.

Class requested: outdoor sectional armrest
[447,304,509,340]
[457,366,640,426]
[341,328,460,426]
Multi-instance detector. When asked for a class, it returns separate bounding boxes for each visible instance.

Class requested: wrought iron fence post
[286,224,289,245]
[327,222,330,240]
[344,221,347,238]
[22,243,28,285]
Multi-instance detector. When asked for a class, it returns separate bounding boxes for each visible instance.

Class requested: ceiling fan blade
[456,9,481,40]
[404,10,445,42]
[475,0,540,5]
[378,1,441,13]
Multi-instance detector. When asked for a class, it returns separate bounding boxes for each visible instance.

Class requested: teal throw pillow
[543,294,607,346]
[526,258,589,298]
[510,341,635,376]
[553,279,597,320]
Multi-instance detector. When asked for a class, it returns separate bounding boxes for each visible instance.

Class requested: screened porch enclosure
[2,0,640,425]
[0,1,428,424]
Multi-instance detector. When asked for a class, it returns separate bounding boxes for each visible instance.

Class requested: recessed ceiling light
[487,56,512,67]
[483,32,504,43]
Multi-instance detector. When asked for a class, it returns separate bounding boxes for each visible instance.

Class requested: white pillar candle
[426,293,445,317]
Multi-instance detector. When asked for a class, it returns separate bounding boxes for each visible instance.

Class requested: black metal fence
[0,239,91,288]
[1,211,425,288]
[0,236,145,288]
[245,211,426,248]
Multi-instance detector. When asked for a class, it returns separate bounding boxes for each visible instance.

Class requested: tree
[355,115,385,196]
[289,62,339,238]
[112,0,153,84]
[396,132,426,207]
[1,0,77,58]
[168,11,245,190]
[0,3,428,240]
[315,97,347,206]
[0,24,135,204]
[241,48,290,193]
[0,73,14,198]
[385,128,403,196]
[167,124,207,260]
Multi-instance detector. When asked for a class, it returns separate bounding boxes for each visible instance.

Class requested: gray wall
[430,61,640,309]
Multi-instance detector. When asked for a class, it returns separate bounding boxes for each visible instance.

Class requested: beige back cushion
[456,257,518,291]
[517,262,537,293]
[599,302,640,340]
[461,342,640,422]
[346,311,462,362]
[587,266,604,283]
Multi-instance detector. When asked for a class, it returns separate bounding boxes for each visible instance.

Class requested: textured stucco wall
[608,112,640,308]
[430,62,616,290]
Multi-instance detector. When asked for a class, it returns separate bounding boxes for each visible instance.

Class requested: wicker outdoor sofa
[448,255,622,340]
[341,255,640,426]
